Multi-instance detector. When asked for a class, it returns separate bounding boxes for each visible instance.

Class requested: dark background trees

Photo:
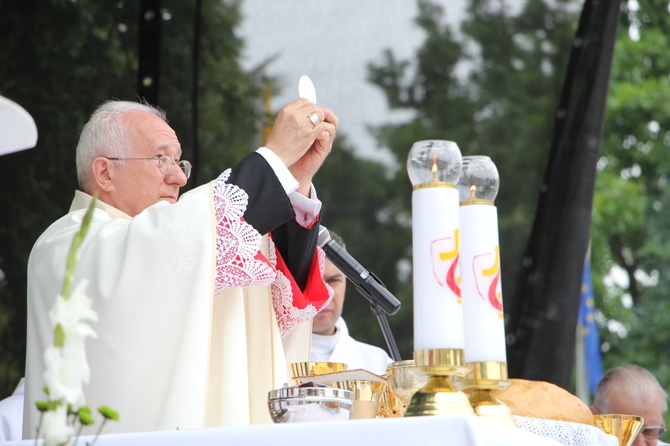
[0,0,262,396]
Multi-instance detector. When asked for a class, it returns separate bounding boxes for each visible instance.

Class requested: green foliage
[591,0,670,420]
[157,0,262,182]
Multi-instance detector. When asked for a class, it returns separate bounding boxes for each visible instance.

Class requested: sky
[237,0,469,165]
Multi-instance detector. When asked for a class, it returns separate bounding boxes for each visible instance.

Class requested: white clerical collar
[310,318,345,361]
[71,190,131,219]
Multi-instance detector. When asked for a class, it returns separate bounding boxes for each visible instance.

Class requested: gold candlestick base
[454,361,516,428]
[404,349,474,417]
[593,414,644,446]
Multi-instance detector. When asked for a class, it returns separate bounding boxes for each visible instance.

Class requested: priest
[23,98,337,437]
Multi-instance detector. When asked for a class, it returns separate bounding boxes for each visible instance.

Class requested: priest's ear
[90,157,116,192]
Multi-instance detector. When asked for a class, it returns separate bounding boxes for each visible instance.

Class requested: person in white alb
[310,230,393,375]
[24,98,338,438]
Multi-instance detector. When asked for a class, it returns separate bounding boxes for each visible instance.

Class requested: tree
[0,0,261,398]
[591,0,670,404]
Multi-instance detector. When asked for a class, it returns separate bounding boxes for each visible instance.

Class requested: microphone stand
[355,274,402,362]
[370,303,402,362]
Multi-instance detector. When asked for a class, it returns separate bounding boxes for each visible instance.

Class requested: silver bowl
[268,384,354,423]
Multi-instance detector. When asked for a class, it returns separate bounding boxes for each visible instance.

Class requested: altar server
[311,230,393,375]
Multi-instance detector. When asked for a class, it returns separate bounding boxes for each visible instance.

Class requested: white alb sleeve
[256,147,322,227]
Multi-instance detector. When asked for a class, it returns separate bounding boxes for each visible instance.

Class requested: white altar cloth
[10,414,563,446]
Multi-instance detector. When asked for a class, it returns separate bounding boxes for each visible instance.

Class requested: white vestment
[24,172,328,438]
[310,317,393,375]
[0,378,24,441]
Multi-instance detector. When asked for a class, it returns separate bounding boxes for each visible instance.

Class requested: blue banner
[578,257,604,395]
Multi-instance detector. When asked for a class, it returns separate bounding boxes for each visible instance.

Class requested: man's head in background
[591,364,668,446]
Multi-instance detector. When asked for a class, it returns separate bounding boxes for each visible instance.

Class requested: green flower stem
[60,195,97,301]
[54,195,97,349]
[88,419,107,446]
[33,412,43,446]
[72,423,84,446]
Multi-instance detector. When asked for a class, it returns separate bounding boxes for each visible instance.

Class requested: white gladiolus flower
[44,280,98,406]
[39,198,117,444]
[49,280,98,339]
[42,405,75,446]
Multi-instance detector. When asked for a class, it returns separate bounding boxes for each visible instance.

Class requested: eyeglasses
[106,155,192,179]
[641,424,666,439]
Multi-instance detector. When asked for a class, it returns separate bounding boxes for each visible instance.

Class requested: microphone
[317,226,401,316]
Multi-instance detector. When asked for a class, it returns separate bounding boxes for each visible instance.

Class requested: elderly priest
[23,98,338,438]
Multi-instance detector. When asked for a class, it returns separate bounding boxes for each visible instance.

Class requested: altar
[9,415,565,446]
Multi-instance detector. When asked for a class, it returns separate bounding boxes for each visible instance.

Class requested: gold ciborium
[385,359,429,416]
[593,414,644,446]
[404,349,474,417]
[453,361,516,427]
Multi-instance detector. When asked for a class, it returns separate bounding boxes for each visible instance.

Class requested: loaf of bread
[493,378,594,425]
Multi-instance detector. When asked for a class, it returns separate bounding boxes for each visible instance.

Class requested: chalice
[593,414,644,446]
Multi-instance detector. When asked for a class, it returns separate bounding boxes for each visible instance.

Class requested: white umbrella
[0,95,38,156]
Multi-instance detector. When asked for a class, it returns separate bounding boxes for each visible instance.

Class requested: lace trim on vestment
[212,170,326,336]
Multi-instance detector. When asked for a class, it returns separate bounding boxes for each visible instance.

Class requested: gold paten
[453,361,516,427]
[404,349,474,417]
[593,414,644,446]
[288,361,347,385]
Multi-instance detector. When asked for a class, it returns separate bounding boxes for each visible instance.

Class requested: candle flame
[469,185,477,200]
[432,153,438,182]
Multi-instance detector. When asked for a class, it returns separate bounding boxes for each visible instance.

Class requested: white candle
[460,204,507,363]
[457,156,507,364]
[412,186,464,351]
[407,140,464,353]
